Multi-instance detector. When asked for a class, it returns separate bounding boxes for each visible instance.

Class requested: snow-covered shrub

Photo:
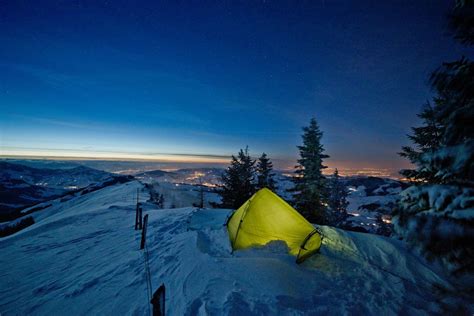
[421,141,474,184]
[393,185,474,275]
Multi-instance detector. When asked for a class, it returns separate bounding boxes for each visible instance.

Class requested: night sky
[0,1,468,172]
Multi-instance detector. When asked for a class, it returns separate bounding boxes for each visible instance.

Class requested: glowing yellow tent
[227,188,322,263]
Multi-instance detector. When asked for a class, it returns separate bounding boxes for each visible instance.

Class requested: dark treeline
[217,147,277,209]
[216,118,349,228]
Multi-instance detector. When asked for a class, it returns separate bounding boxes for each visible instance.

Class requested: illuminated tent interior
[227,188,322,263]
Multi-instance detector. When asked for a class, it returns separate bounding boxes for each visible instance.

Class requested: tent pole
[231,198,252,252]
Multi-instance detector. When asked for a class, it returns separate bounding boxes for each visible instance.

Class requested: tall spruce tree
[292,117,330,224]
[328,169,349,226]
[395,0,474,276]
[256,152,277,191]
[218,147,256,209]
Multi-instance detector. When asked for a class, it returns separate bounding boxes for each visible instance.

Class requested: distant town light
[381,214,392,224]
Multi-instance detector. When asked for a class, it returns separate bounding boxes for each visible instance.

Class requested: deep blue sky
[0,1,469,171]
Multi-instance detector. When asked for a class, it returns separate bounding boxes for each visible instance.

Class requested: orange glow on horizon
[0,148,230,164]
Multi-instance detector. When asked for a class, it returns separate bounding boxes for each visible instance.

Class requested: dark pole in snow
[135,189,140,230]
[140,214,149,250]
[151,284,165,316]
[138,206,143,230]
[135,208,138,230]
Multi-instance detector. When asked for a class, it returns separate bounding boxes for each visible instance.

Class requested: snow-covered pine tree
[399,102,443,182]
[394,0,474,277]
[256,152,277,191]
[292,117,330,224]
[218,147,256,209]
[328,169,349,227]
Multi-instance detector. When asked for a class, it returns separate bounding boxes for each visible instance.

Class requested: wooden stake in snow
[138,206,143,230]
[151,284,166,316]
[135,190,138,230]
[140,214,149,250]
[135,189,140,230]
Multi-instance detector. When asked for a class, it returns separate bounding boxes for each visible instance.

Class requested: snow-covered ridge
[1,181,469,315]
[0,161,112,189]
[0,175,134,233]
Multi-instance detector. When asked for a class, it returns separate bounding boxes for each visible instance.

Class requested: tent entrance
[296,229,323,263]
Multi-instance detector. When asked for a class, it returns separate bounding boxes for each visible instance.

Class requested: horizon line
[0,154,403,177]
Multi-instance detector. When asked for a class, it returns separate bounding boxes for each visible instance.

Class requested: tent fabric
[227,188,322,263]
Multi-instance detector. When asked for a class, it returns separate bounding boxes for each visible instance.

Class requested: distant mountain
[2,159,82,170]
[0,162,112,189]
[0,162,114,216]
[343,176,409,196]
[174,168,224,175]
[136,167,224,187]
[135,169,175,177]
[0,178,65,214]
[340,176,408,235]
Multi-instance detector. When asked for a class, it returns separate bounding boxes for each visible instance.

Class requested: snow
[1,181,470,315]
[398,185,474,220]
[393,184,474,276]
[188,208,231,230]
